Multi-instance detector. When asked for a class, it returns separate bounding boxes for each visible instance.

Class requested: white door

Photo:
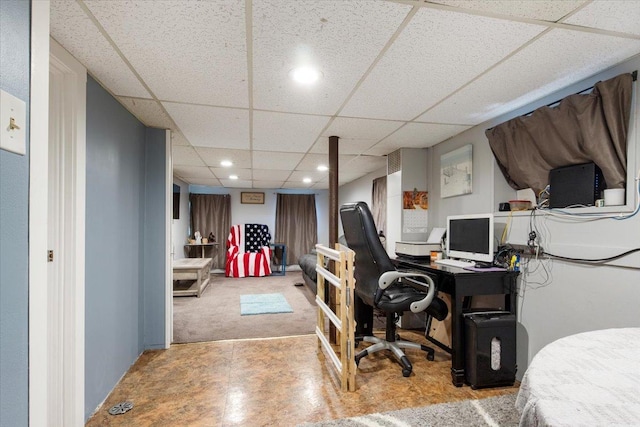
[46,39,87,426]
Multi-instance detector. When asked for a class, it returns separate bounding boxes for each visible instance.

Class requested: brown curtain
[371,176,387,235]
[189,194,231,269]
[486,73,633,194]
[275,194,317,266]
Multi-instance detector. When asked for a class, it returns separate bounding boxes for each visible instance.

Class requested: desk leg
[450,293,466,387]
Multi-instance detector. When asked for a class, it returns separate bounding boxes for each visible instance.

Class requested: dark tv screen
[173,184,180,220]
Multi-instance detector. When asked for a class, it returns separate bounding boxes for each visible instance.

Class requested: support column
[329,135,339,343]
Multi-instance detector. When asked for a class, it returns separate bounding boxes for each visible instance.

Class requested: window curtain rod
[488,70,637,131]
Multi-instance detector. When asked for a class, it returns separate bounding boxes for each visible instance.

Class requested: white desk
[516,328,640,426]
[172,258,212,297]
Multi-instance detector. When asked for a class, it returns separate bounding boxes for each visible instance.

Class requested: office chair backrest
[340,202,395,307]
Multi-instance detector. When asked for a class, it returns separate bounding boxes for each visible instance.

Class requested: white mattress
[516,328,640,426]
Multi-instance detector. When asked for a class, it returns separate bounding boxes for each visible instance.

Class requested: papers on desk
[427,227,446,244]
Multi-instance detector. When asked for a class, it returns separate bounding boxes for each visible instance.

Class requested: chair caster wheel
[427,353,434,361]
[402,368,412,377]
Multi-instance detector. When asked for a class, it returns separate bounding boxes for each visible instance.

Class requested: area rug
[240,293,293,315]
[299,393,520,427]
[173,272,317,343]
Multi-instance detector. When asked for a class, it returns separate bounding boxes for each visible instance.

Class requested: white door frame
[165,130,173,347]
[29,1,87,423]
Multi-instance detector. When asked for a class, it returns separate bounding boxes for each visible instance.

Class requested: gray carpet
[173,271,317,343]
[299,393,520,427]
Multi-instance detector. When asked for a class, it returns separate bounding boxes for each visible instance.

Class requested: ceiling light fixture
[289,66,322,85]
[229,175,238,180]
[303,177,312,184]
[220,160,233,167]
[317,165,328,171]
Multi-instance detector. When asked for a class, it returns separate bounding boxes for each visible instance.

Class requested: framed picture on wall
[440,144,473,198]
[241,192,265,204]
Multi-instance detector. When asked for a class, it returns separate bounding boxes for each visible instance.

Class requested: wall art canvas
[440,144,472,198]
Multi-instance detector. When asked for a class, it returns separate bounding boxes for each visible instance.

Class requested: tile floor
[86,331,518,426]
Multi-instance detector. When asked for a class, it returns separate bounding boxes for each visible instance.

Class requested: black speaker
[549,162,606,208]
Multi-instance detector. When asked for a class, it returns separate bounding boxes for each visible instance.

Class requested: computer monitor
[446,213,494,263]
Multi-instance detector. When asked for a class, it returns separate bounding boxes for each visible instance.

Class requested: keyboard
[434,258,476,269]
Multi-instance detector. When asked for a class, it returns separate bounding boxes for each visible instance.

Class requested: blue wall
[0,1,30,425]
[143,128,167,349]
[85,77,167,419]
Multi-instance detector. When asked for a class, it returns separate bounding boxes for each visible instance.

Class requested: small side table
[270,243,286,276]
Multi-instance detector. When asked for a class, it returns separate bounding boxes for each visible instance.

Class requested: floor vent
[109,401,134,415]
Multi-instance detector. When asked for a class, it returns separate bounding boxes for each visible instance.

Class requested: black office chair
[340,201,448,377]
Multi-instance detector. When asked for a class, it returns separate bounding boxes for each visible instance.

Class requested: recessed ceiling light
[317,165,328,172]
[303,177,312,184]
[220,160,233,167]
[229,175,238,180]
[289,66,322,85]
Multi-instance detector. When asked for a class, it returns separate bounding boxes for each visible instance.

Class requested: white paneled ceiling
[50,0,640,189]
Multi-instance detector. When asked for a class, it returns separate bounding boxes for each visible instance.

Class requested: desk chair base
[355,335,435,377]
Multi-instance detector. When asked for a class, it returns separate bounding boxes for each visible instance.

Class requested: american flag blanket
[225,224,272,277]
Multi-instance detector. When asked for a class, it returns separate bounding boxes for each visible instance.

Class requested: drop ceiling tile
[282,181,314,189]
[310,117,405,154]
[173,146,205,167]
[163,103,250,149]
[84,0,248,107]
[210,168,252,181]
[341,8,545,120]
[195,148,251,169]
[252,151,305,170]
[341,156,387,174]
[426,0,587,22]
[252,0,412,114]
[312,181,329,190]
[174,166,215,180]
[289,170,327,183]
[564,0,640,36]
[296,153,356,171]
[253,111,330,153]
[117,97,173,129]
[50,0,151,98]
[252,180,285,189]
[324,117,405,140]
[171,131,190,147]
[252,169,292,181]
[187,178,222,187]
[418,28,640,125]
[365,122,471,155]
[220,179,252,188]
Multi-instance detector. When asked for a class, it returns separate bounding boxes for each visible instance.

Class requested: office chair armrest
[378,271,436,313]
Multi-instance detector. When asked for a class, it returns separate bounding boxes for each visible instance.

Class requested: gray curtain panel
[486,73,633,194]
[275,193,317,266]
[189,193,231,269]
[371,175,387,235]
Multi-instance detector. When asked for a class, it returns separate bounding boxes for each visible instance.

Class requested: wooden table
[172,258,212,297]
[184,242,219,258]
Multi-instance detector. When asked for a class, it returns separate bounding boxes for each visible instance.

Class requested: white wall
[171,177,190,259]
[429,56,640,377]
[337,167,386,235]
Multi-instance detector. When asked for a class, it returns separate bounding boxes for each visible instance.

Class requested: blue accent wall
[143,128,167,349]
[0,1,30,425]
[85,77,167,419]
